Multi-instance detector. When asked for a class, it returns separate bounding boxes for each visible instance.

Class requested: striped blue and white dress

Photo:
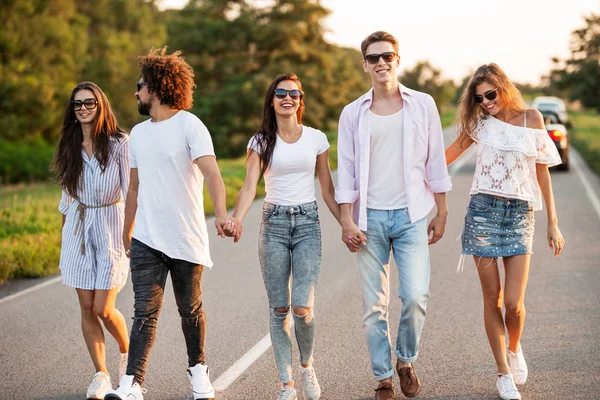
[58,135,130,291]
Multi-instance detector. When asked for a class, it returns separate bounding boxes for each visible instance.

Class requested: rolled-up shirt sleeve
[335,105,359,204]
[58,188,73,215]
[425,96,452,193]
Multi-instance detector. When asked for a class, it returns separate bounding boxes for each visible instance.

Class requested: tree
[165,0,369,157]
[399,61,456,111]
[546,13,600,111]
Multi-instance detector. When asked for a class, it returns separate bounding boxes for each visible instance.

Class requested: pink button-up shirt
[335,84,452,230]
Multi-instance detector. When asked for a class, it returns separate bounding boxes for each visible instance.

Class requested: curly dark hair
[138,47,196,110]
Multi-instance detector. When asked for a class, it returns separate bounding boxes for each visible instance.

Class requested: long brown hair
[456,63,527,145]
[251,73,305,179]
[53,82,124,198]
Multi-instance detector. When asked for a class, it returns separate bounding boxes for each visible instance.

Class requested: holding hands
[220,216,243,243]
[342,220,366,252]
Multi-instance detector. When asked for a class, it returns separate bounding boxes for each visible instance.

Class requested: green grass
[570,110,600,176]
[440,109,456,129]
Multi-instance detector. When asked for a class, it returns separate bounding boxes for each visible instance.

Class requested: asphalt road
[1,132,599,399]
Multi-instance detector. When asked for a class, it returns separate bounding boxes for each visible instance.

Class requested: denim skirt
[461,193,535,258]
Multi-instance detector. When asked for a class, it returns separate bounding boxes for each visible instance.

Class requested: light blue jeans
[258,201,321,383]
[356,208,431,381]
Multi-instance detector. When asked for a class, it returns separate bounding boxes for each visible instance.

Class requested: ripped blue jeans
[259,202,321,383]
[127,238,206,385]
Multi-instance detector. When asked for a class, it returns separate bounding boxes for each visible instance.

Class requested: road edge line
[573,150,600,222]
[0,275,62,306]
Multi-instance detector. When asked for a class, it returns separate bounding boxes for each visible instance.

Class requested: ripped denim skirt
[461,193,535,258]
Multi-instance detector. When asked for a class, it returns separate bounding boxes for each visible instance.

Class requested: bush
[0,136,55,184]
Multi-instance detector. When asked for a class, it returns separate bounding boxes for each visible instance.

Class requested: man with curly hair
[106,48,237,400]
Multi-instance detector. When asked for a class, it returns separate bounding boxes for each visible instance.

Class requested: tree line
[1,1,598,184]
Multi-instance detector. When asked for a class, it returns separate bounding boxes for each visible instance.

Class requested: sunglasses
[474,88,499,103]
[364,52,397,65]
[72,98,98,111]
[137,82,148,92]
[274,88,303,100]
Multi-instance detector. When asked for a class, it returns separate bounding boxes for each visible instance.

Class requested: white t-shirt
[248,126,329,206]
[129,110,215,267]
[367,109,408,209]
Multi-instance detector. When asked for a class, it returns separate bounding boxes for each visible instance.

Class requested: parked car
[532,96,569,124]
[541,110,570,171]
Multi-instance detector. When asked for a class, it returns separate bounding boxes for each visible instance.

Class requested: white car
[532,96,568,124]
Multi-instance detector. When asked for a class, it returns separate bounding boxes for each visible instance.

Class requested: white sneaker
[299,365,321,400]
[118,353,128,380]
[508,348,528,385]
[86,371,111,399]
[277,386,297,400]
[496,374,521,400]
[188,363,215,400]
[105,375,146,400]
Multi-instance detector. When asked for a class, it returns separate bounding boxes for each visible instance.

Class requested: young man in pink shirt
[336,31,452,399]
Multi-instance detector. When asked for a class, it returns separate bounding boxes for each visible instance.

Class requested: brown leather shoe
[374,380,395,400]
[396,363,422,398]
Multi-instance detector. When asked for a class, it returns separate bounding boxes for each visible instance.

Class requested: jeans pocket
[469,200,491,213]
[519,202,533,213]
[261,210,274,222]
[304,208,319,221]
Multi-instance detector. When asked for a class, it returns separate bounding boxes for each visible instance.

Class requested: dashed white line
[212,333,272,391]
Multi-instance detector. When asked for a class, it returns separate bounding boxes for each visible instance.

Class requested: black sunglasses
[137,82,148,92]
[474,88,499,103]
[274,88,303,100]
[364,52,397,65]
[72,98,98,111]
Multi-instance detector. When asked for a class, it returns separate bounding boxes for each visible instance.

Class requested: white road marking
[0,276,62,305]
[212,333,272,391]
[572,151,600,222]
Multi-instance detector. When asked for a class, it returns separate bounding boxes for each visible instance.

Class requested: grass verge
[570,110,600,176]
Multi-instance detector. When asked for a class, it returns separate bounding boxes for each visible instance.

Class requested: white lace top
[469,115,561,210]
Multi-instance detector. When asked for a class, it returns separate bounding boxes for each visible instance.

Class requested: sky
[158,0,600,85]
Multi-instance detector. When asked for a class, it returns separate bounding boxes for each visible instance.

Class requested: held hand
[123,234,131,258]
[342,220,366,252]
[214,216,229,238]
[547,223,565,256]
[427,213,447,245]
[221,217,243,242]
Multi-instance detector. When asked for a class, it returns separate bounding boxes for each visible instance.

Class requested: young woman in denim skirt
[230,73,343,400]
[445,64,565,400]
[54,82,130,399]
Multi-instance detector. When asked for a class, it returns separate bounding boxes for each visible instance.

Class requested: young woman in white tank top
[445,63,565,400]
[230,73,343,400]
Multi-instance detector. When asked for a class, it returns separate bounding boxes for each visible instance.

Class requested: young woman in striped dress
[54,82,130,399]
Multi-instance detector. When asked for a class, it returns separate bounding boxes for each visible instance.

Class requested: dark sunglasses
[364,52,397,65]
[274,88,303,100]
[474,88,499,103]
[72,98,98,111]
[137,82,148,92]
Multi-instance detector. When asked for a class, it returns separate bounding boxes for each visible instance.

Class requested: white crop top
[469,114,561,210]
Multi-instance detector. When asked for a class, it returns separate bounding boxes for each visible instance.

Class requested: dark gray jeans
[127,238,206,385]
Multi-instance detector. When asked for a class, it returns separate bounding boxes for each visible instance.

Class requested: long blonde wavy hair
[456,63,527,146]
